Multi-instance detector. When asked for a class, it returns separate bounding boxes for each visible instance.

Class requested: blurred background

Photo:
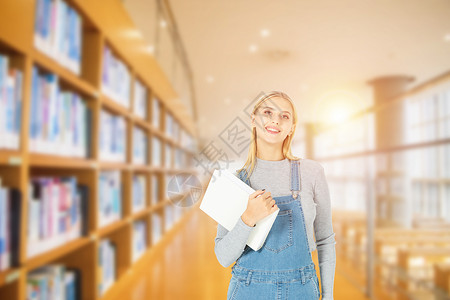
[0,0,450,299]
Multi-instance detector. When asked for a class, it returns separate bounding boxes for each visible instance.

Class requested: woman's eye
[264,111,272,115]
[283,115,289,119]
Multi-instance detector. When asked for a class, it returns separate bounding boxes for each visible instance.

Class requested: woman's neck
[256,141,284,161]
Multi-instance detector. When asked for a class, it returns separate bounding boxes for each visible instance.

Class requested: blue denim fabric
[228,160,321,300]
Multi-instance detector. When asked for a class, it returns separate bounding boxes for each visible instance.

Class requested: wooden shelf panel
[0,268,21,286]
[29,153,97,169]
[0,151,23,166]
[32,49,98,98]
[130,207,151,221]
[25,237,92,271]
[97,219,129,238]
[101,95,131,117]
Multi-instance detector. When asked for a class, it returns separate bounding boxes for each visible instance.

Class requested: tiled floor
[112,206,371,300]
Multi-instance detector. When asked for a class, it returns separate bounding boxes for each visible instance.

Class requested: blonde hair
[236,91,301,180]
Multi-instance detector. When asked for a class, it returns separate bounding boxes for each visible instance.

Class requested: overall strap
[237,168,250,186]
[290,159,302,198]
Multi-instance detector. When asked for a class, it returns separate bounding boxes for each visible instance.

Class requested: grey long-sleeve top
[214,157,336,299]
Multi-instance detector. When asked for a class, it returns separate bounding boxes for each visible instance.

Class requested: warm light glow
[143,45,155,54]
[444,33,450,42]
[249,44,258,53]
[206,75,215,83]
[313,90,360,125]
[260,29,270,37]
[160,19,167,28]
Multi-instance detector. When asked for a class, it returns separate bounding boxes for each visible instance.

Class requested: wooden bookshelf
[0,0,198,299]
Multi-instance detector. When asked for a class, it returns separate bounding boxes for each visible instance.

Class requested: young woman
[214,91,336,300]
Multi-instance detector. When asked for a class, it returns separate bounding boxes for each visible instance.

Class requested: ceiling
[124,0,450,149]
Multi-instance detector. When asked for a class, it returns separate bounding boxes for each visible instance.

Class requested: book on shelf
[0,55,23,150]
[151,175,159,206]
[34,0,82,75]
[165,144,172,168]
[99,110,126,162]
[0,179,21,271]
[132,220,147,262]
[132,127,148,165]
[152,136,161,166]
[98,239,116,296]
[102,45,131,108]
[98,171,122,228]
[27,176,88,258]
[152,98,161,128]
[30,66,91,157]
[133,79,147,119]
[27,264,81,300]
[151,213,162,244]
[132,175,146,213]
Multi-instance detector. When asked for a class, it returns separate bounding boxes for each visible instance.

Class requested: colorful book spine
[29,66,90,157]
[101,45,131,108]
[0,55,23,150]
[27,264,79,300]
[132,175,146,213]
[98,171,122,228]
[152,136,161,166]
[133,80,147,119]
[151,175,159,206]
[27,176,83,258]
[132,221,147,262]
[99,110,126,162]
[151,213,161,245]
[165,144,172,168]
[98,239,116,296]
[34,0,82,75]
[152,98,161,128]
[133,127,147,165]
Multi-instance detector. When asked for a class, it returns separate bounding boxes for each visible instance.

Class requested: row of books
[27,176,88,258]
[98,239,116,296]
[99,110,126,162]
[180,129,196,152]
[27,265,80,300]
[152,175,160,206]
[134,80,147,119]
[34,0,83,75]
[0,180,20,271]
[165,112,180,140]
[0,55,23,150]
[152,98,161,129]
[30,67,91,157]
[152,136,162,166]
[133,127,148,165]
[102,45,131,108]
[151,213,162,245]
[132,175,147,213]
[98,171,122,228]
[132,221,147,262]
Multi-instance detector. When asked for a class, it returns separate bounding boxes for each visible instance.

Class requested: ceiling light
[249,44,258,53]
[260,29,270,37]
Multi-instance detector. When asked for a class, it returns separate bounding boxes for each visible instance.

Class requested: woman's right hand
[241,190,278,227]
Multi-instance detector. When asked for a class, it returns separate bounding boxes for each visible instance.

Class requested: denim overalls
[227,159,321,300]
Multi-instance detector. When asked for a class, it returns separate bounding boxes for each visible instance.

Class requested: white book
[199,169,280,251]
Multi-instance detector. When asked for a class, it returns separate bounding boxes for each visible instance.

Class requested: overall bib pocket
[263,209,293,253]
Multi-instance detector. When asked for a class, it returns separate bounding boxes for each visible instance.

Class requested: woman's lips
[265,126,280,135]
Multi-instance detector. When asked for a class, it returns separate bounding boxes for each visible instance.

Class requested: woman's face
[251,96,294,145]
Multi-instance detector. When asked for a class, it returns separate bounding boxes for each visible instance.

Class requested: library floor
[111,205,370,300]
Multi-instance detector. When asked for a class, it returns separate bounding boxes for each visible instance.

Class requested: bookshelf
[0,0,198,299]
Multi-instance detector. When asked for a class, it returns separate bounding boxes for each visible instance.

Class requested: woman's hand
[241,189,278,227]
